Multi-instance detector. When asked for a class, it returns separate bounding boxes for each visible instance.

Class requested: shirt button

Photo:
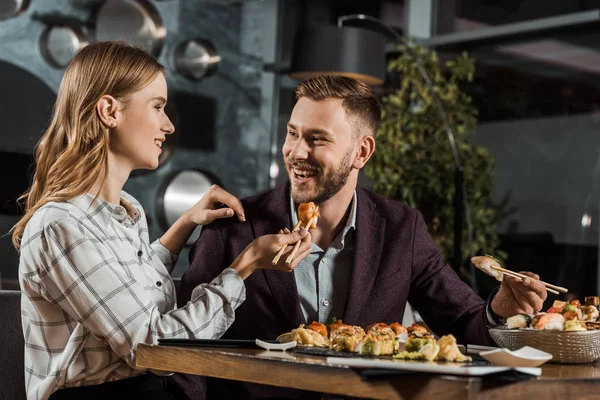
[137,250,143,257]
[321,258,326,263]
[156,281,162,287]
[322,300,329,307]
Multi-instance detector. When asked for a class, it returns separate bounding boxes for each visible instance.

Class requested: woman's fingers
[268,230,311,271]
[206,185,245,222]
[274,227,308,247]
[287,245,312,270]
[203,208,235,222]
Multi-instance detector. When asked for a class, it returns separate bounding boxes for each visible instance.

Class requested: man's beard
[287,147,354,204]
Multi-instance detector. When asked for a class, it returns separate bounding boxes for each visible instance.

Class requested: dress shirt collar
[289,190,357,248]
[68,192,141,225]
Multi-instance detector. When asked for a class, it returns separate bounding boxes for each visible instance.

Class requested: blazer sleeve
[407,210,494,346]
[177,224,227,307]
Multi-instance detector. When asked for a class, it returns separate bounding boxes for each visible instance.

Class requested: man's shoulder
[204,187,279,233]
[357,187,420,222]
[240,188,275,209]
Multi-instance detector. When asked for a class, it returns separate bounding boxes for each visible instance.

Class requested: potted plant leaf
[364,42,505,287]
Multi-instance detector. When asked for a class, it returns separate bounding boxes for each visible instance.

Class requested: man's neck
[310,183,356,250]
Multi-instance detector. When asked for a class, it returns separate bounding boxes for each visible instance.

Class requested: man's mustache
[286,161,319,171]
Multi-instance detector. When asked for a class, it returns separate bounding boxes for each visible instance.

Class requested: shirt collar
[289,191,357,247]
[68,192,141,225]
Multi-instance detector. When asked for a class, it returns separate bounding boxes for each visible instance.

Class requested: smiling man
[173,75,547,400]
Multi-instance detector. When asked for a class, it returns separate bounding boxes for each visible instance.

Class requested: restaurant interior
[2,0,599,299]
[3,0,600,399]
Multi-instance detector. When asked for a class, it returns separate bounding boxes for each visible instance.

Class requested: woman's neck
[89,159,131,205]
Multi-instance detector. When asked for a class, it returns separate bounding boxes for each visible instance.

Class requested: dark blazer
[173,183,494,399]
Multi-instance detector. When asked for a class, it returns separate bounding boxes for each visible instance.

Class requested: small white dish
[255,339,297,351]
[466,344,499,356]
[480,346,552,367]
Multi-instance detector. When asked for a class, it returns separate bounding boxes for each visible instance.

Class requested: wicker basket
[489,328,600,364]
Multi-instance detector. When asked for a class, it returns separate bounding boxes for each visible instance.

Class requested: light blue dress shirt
[291,192,357,324]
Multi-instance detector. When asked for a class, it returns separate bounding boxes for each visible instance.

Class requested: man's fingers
[503,276,533,312]
[514,271,548,303]
[499,281,528,315]
[518,271,540,280]
[514,282,546,311]
[504,275,543,313]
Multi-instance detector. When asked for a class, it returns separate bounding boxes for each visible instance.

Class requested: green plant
[364,42,506,280]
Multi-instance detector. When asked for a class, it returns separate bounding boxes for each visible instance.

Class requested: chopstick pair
[489,265,567,295]
[271,214,317,265]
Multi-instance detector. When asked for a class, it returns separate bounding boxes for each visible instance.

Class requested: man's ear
[352,135,376,169]
[96,95,120,128]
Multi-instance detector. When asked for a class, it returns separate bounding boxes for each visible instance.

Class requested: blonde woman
[12,41,311,400]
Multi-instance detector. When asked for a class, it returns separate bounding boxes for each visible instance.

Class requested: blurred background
[1,0,600,302]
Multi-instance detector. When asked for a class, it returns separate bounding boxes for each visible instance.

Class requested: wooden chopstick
[490,265,565,295]
[285,215,316,265]
[271,220,303,265]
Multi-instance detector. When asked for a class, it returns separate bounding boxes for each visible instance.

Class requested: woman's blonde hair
[12,41,164,249]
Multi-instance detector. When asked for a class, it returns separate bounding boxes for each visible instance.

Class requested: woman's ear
[352,135,376,169]
[96,95,119,128]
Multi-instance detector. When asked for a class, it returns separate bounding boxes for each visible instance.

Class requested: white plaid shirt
[19,191,245,400]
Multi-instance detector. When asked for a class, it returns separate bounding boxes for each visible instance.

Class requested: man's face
[282,97,357,204]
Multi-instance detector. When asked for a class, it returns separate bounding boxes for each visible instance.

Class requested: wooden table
[136,344,600,399]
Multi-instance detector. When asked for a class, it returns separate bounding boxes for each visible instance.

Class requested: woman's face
[110,73,175,171]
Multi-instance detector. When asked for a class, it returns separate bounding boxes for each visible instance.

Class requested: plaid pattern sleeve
[19,193,245,400]
[150,239,179,273]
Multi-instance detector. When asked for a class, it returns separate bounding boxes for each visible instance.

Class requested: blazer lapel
[342,189,386,324]
[255,183,305,327]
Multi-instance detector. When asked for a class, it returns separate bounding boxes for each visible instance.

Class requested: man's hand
[491,272,548,318]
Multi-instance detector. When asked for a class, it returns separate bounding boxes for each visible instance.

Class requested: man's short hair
[295,75,381,137]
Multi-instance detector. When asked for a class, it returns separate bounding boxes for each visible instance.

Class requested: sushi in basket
[489,298,600,364]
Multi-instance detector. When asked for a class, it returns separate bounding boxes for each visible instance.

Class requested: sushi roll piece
[407,323,434,339]
[357,323,397,355]
[389,322,408,340]
[356,336,397,356]
[506,314,534,329]
[471,255,503,281]
[329,321,365,352]
[306,321,328,338]
[531,312,565,331]
[582,305,599,322]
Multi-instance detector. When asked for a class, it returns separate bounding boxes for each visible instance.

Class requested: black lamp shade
[290,25,386,86]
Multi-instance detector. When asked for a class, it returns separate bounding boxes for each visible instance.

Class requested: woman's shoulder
[28,201,84,231]
[20,201,84,249]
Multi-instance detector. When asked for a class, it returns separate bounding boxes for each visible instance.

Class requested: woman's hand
[230,228,312,280]
[185,184,245,226]
[160,185,245,255]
